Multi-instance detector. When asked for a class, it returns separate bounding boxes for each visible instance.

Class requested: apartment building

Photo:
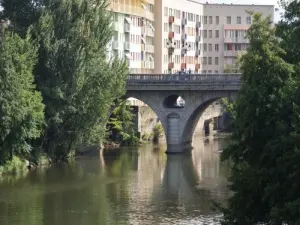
[108,0,155,74]
[154,0,274,74]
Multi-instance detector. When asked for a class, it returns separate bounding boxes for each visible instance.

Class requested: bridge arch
[182,92,236,146]
[110,92,168,142]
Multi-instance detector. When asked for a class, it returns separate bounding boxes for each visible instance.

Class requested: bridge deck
[126,74,241,91]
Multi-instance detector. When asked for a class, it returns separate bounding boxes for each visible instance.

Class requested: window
[164,23,168,32]
[215,57,219,65]
[164,7,168,16]
[215,44,219,51]
[203,43,207,51]
[237,16,241,24]
[246,16,251,24]
[227,16,231,24]
[202,70,207,73]
[216,16,219,24]
[174,25,180,34]
[209,16,213,24]
[203,30,207,38]
[215,30,219,38]
[208,30,212,38]
[204,16,207,24]
[196,15,200,22]
[203,57,207,65]
[208,57,212,65]
[215,70,219,73]
[208,43,212,52]
[208,70,212,73]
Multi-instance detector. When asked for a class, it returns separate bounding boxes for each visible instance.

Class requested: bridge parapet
[127,73,242,91]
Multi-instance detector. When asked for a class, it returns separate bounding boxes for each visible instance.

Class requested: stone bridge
[125,73,241,154]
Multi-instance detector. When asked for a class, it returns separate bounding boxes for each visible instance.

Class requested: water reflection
[0,136,230,225]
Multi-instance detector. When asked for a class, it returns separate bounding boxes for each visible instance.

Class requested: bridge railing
[127,73,241,84]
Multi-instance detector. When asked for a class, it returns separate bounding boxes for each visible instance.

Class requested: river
[0,135,230,225]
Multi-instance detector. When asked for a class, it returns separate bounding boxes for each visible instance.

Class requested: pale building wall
[154,0,274,74]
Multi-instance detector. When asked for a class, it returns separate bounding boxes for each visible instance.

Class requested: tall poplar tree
[221,12,300,225]
[0,30,44,164]
[33,0,128,160]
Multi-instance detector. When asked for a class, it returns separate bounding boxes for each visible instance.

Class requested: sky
[200,0,282,22]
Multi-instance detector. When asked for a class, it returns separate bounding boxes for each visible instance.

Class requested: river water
[0,135,230,225]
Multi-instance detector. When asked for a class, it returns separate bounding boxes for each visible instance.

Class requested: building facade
[154,0,274,74]
[108,0,274,74]
[108,0,155,74]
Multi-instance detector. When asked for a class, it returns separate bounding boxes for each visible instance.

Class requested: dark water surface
[0,135,230,225]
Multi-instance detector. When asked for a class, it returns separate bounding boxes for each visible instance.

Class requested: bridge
[125,73,241,154]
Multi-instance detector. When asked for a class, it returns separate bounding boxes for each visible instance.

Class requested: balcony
[168,62,174,70]
[224,37,250,43]
[124,23,130,33]
[112,41,119,50]
[196,21,201,28]
[147,27,155,37]
[181,48,187,56]
[195,63,200,71]
[124,42,130,51]
[168,32,174,39]
[145,61,154,69]
[182,18,187,26]
[169,16,175,24]
[224,51,238,57]
[109,3,146,18]
[146,44,154,53]
[112,22,119,31]
[195,36,201,42]
[181,63,187,70]
[143,0,155,4]
[181,33,187,40]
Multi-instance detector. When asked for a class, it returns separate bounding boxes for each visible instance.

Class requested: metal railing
[127,73,241,85]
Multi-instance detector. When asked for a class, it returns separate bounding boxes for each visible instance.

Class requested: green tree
[276,0,300,65]
[221,12,299,225]
[107,101,139,146]
[32,0,128,160]
[0,30,44,165]
[0,0,44,37]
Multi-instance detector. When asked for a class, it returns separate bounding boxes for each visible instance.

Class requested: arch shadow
[108,94,167,142]
[182,95,233,145]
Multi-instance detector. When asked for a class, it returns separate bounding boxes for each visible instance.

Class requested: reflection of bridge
[125,74,241,153]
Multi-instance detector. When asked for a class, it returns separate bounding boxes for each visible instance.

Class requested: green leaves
[0,30,44,164]
[221,11,300,225]
[32,0,128,160]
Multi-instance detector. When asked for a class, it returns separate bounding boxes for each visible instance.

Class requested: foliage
[0,156,28,175]
[0,0,44,37]
[276,0,300,65]
[152,123,164,143]
[220,12,300,225]
[0,29,45,165]
[31,0,128,160]
[107,102,139,146]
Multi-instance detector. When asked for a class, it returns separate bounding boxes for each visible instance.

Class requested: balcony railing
[146,45,154,53]
[110,3,143,17]
[124,42,130,51]
[224,37,250,43]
